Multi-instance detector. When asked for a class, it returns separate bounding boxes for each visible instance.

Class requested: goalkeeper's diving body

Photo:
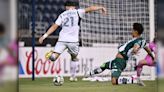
[39,1,107,81]
[88,23,155,85]
[136,38,157,86]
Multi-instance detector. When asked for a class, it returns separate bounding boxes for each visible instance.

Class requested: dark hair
[153,37,157,43]
[133,23,144,35]
[0,23,5,34]
[64,1,78,7]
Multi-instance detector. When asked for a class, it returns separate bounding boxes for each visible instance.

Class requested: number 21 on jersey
[63,17,74,27]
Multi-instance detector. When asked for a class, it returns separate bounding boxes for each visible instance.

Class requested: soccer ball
[53,75,64,86]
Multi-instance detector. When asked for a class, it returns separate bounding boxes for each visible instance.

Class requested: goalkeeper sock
[136,65,143,77]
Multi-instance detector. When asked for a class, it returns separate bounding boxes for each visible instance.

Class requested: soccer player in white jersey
[39,1,107,81]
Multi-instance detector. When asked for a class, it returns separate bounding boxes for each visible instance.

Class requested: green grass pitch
[19,77,157,92]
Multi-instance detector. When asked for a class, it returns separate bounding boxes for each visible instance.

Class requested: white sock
[70,61,78,78]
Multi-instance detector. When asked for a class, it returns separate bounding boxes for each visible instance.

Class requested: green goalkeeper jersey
[118,37,146,60]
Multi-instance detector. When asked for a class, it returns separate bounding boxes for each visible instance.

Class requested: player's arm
[85,5,107,15]
[39,24,59,44]
[39,14,62,44]
[144,46,155,60]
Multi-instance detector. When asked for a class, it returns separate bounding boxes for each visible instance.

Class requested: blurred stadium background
[18,0,156,77]
[16,0,162,92]
[18,0,154,46]
[0,0,164,92]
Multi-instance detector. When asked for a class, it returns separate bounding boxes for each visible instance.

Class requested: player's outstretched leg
[45,50,60,62]
[137,56,155,86]
[136,59,147,86]
[88,61,111,77]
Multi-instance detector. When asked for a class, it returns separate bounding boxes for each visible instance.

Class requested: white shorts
[54,41,79,56]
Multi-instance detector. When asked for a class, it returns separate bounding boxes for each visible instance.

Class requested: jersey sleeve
[55,15,62,26]
[149,42,156,51]
[77,9,85,18]
[134,39,147,48]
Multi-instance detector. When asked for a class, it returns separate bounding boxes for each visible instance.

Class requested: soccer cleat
[137,78,146,86]
[69,77,74,81]
[74,77,78,82]
[69,77,78,82]
[45,50,54,60]
[85,71,94,78]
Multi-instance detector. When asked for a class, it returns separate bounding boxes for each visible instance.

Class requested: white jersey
[55,9,85,42]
